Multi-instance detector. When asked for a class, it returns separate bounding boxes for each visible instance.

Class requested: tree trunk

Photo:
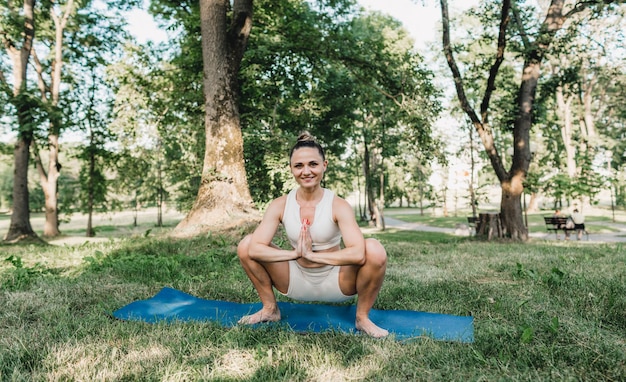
[157,164,163,228]
[31,2,73,238]
[555,85,577,177]
[500,179,525,240]
[362,131,375,222]
[5,136,38,242]
[36,135,61,237]
[3,0,38,243]
[174,0,256,236]
[86,139,96,237]
[376,166,385,231]
[469,125,478,217]
[527,191,540,212]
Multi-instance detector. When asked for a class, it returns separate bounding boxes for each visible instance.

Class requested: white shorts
[278,260,355,303]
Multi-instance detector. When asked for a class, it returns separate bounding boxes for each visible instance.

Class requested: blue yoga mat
[112,287,474,343]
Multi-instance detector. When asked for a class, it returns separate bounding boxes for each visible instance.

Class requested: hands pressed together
[296,218,313,260]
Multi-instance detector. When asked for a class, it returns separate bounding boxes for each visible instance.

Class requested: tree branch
[565,0,620,18]
[440,0,508,182]
[440,0,480,126]
[480,0,511,122]
[510,3,531,56]
[30,48,49,101]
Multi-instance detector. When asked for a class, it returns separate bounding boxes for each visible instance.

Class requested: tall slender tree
[1,0,39,242]
[30,0,77,237]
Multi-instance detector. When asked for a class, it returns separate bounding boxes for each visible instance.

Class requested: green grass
[385,207,626,235]
[1,222,625,381]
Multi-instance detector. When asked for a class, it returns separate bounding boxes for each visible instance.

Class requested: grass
[1,216,625,381]
[385,207,626,235]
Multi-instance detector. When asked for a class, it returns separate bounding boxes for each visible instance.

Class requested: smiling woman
[236,131,390,337]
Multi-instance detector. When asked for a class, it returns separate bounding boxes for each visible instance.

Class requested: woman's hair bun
[297,131,316,142]
[289,131,325,161]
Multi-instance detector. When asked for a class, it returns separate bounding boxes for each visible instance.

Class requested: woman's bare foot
[355,317,389,338]
[238,307,281,325]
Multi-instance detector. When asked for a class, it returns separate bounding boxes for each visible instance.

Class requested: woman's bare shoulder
[263,194,289,220]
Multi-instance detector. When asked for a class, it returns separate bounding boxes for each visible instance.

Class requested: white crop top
[282,188,342,251]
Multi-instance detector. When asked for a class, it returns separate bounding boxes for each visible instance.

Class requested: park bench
[543,216,588,240]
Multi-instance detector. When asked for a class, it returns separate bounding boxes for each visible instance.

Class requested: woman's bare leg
[237,235,289,324]
[339,238,388,337]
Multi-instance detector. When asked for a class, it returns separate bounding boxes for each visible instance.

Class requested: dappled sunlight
[308,363,374,381]
[42,342,173,380]
[203,342,385,381]
[209,349,258,379]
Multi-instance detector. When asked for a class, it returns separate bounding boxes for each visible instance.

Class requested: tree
[2,0,137,241]
[439,0,623,240]
[75,65,114,237]
[1,0,39,242]
[29,0,79,237]
[539,9,625,208]
[31,0,136,237]
[173,0,256,235]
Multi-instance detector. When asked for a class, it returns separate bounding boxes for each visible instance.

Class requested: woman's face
[290,147,327,188]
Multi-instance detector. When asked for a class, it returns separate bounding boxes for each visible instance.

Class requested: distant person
[570,209,585,240]
[553,209,566,230]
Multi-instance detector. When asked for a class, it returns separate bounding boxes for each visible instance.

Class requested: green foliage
[1,255,56,290]
[84,237,241,289]
[144,0,441,206]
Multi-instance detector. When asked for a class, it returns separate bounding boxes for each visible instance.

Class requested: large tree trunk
[174,0,256,236]
[3,0,38,243]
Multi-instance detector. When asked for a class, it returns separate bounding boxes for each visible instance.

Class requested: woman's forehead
[291,147,323,161]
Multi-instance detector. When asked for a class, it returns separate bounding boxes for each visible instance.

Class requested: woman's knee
[365,238,387,267]
[237,234,252,260]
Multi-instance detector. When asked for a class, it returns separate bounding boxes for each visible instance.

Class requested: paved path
[375,217,626,243]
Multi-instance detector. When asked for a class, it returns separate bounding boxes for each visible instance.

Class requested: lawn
[385,207,626,236]
[0,217,624,381]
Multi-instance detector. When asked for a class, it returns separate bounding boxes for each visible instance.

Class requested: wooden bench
[543,216,588,240]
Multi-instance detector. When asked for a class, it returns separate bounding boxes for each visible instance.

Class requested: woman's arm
[248,196,299,262]
[300,196,366,266]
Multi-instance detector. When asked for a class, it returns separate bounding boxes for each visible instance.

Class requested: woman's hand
[297,218,313,259]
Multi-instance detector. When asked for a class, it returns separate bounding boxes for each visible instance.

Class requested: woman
[237,132,389,337]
